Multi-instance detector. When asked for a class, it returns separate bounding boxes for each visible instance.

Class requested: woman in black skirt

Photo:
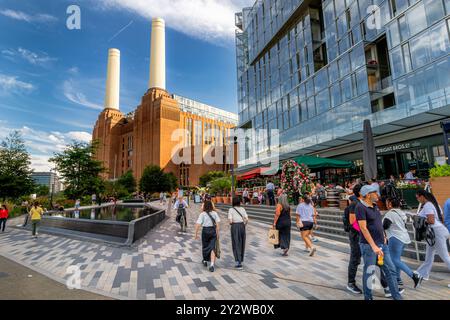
[273,193,291,256]
[194,200,221,272]
[228,196,249,269]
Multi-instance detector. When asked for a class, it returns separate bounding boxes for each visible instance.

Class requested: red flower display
[280,160,311,198]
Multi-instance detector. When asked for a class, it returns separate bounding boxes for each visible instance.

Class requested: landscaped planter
[400,189,420,209]
[216,196,223,203]
[211,197,217,204]
[223,197,231,204]
[430,177,450,207]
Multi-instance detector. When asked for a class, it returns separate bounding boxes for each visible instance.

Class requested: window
[351,44,365,71]
[338,54,351,78]
[355,68,369,96]
[330,83,342,107]
[328,61,340,83]
[390,46,405,78]
[307,96,316,119]
[407,2,427,36]
[314,68,328,93]
[430,21,450,60]
[290,106,300,127]
[424,0,445,25]
[402,43,412,73]
[387,21,400,47]
[398,15,409,42]
[341,75,353,101]
[391,0,409,16]
[446,0,450,14]
[410,32,431,69]
[316,89,330,114]
[300,101,308,122]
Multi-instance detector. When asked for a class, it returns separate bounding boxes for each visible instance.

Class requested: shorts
[299,221,314,231]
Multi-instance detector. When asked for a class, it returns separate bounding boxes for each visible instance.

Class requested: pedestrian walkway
[0,203,448,300]
[0,255,112,300]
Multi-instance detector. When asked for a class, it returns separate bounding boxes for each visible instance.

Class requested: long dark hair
[203,200,214,213]
[416,190,443,222]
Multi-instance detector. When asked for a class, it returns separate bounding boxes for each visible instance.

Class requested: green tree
[50,141,105,200]
[104,180,129,199]
[209,177,232,196]
[0,131,35,200]
[139,165,175,194]
[165,172,178,192]
[118,170,136,193]
[35,185,50,197]
[199,171,226,187]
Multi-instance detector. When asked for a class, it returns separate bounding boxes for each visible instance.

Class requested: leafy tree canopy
[199,171,226,187]
[50,141,105,200]
[118,170,137,194]
[139,165,178,194]
[0,131,35,200]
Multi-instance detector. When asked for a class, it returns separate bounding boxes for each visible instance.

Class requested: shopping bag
[215,237,221,259]
[268,228,279,245]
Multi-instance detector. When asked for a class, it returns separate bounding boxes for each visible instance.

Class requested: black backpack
[343,205,351,233]
[343,199,358,233]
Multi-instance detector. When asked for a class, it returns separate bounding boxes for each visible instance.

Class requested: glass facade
[236,0,450,168]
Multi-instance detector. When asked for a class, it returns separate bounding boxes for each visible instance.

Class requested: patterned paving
[0,203,448,300]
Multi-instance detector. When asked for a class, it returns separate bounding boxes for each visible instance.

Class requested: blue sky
[0,0,253,170]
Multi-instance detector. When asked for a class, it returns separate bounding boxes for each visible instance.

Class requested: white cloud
[0,73,34,93]
[63,79,103,110]
[0,9,57,23]
[97,0,254,45]
[68,67,79,75]
[2,47,57,66]
[0,124,92,171]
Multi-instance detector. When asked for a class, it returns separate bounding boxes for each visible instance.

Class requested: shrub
[430,163,450,178]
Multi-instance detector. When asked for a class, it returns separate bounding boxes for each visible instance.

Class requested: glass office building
[235,0,450,179]
[31,172,63,193]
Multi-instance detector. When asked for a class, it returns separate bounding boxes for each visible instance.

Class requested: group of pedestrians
[344,183,450,300]
[193,197,248,272]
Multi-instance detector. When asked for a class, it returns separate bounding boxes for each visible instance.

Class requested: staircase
[215,203,430,261]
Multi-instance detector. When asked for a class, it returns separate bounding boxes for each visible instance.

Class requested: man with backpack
[343,184,363,294]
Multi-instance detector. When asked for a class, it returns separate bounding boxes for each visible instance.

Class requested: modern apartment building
[235,0,450,179]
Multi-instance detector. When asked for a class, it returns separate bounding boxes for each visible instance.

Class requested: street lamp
[441,120,450,165]
[49,168,56,210]
[230,136,238,197]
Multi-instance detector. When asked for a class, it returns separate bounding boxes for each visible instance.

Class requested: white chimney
[104,48,120,110]
[149,18,166,90]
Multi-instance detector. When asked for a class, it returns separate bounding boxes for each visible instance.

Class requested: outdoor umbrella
[362,119,377,181]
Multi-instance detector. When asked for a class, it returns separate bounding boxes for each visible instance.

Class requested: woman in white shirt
[296,196,317,257]
[383,197,421,289]
[194,200,221,272]
[228,196,249,269]
[415,190,450,282]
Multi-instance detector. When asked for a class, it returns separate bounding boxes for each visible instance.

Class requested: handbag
[268,228,279,245]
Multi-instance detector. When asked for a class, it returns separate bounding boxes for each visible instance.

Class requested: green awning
[294,155,354,169]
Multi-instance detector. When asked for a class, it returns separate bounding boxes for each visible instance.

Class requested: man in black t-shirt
[345,184,363,294]
[355,184,402,300]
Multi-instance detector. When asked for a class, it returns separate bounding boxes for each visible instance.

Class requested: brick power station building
[93,18,238,187]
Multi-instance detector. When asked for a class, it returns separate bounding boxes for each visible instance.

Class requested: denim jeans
[360,243,402,300]
[388,237,413,281]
